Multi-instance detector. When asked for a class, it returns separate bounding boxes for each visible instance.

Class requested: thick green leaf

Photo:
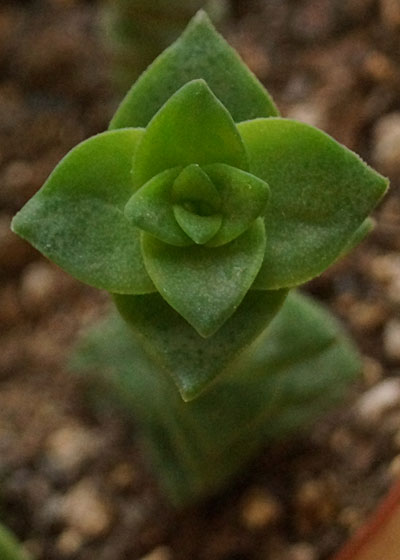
[132,80,248,188]
[173,206,222,244]
[237,118,389,289]
[113,287,287,401]
[203,163,270,246]
[179,291,360,452]
[124,167,193,246]
[109,10,278,130]
[141,218,267,337]
[12,129,155,294]
[338,217,374,259]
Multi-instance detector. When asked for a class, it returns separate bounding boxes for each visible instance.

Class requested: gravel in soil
[1,1,400,559]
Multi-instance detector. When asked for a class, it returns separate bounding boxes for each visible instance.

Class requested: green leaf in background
[140,219,267,337]
[0,523,31,560]
[238,118,389,289]
[11,129,155,295]
[203,163,270,246]
[132,79,248,188]
[124,167,193,246]
[113,286,287,400]
[109,10,279,130]
[74,291,359,504]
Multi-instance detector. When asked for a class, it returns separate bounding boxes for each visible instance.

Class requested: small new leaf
[203,163,270,246]
[125,167,193,246]
[132,79,248,188]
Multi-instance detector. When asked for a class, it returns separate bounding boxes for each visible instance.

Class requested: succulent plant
[12,12,388,504]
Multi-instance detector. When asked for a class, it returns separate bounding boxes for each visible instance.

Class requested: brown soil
[1,1,400,559]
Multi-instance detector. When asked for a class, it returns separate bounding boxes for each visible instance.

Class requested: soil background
[1,1,400,559]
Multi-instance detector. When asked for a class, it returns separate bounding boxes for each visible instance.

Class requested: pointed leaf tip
[109,10,278,130]
[132,79,248,188]
[12,129,155,294]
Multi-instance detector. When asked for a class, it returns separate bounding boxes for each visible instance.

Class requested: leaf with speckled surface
[113,286,288,401]
[11,129,155,294]
[238,118,389,289]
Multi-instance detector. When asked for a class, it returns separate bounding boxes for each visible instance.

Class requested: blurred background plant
[101,0,229,90]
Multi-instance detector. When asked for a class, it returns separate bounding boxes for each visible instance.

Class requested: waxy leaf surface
[338,217,374,259]
[238,118,388,289]
[113,287,288,401]
[132,80,248,188]
[172,164,221,213]
[203,163,270,246]
[173,206,222,245]
[125,167,192,246]
[141,219,267,337]
[12,129,155,294]
[109,11,278,130]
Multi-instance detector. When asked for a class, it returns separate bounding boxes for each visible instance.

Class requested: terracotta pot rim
[332,476,400,560]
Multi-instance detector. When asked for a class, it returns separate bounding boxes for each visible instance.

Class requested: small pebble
[369,254,400,285]
[241,488,282,530]
[355,378,400,423]
[19,262,62,313]
[290,0,337,41]
[380,0,400,29]
[56,528,84,556]
[139,546,172,560]
[288,542,316,560]
[369,255,400,304]
[286,101,327,129]
[338,506,365,531]
[294,477,338,532]
[363,51,396,83]
[362,356,384,387]
[384,321,400,361]
[373,112,400,176]
[348,300,387,331]
[46,424,102,475]
[108,462,139,491]
[2,159,33,191]
[388,454,400,478]
[61,479,113,538]
[329,427,354,453]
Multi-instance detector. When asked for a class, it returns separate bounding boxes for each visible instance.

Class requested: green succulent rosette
[12,12,388,400]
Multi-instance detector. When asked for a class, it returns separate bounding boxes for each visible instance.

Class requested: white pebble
[356,378,400,423]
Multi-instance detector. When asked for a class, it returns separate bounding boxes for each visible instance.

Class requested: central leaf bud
[124,161,270,249]
[172,164,222,244]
